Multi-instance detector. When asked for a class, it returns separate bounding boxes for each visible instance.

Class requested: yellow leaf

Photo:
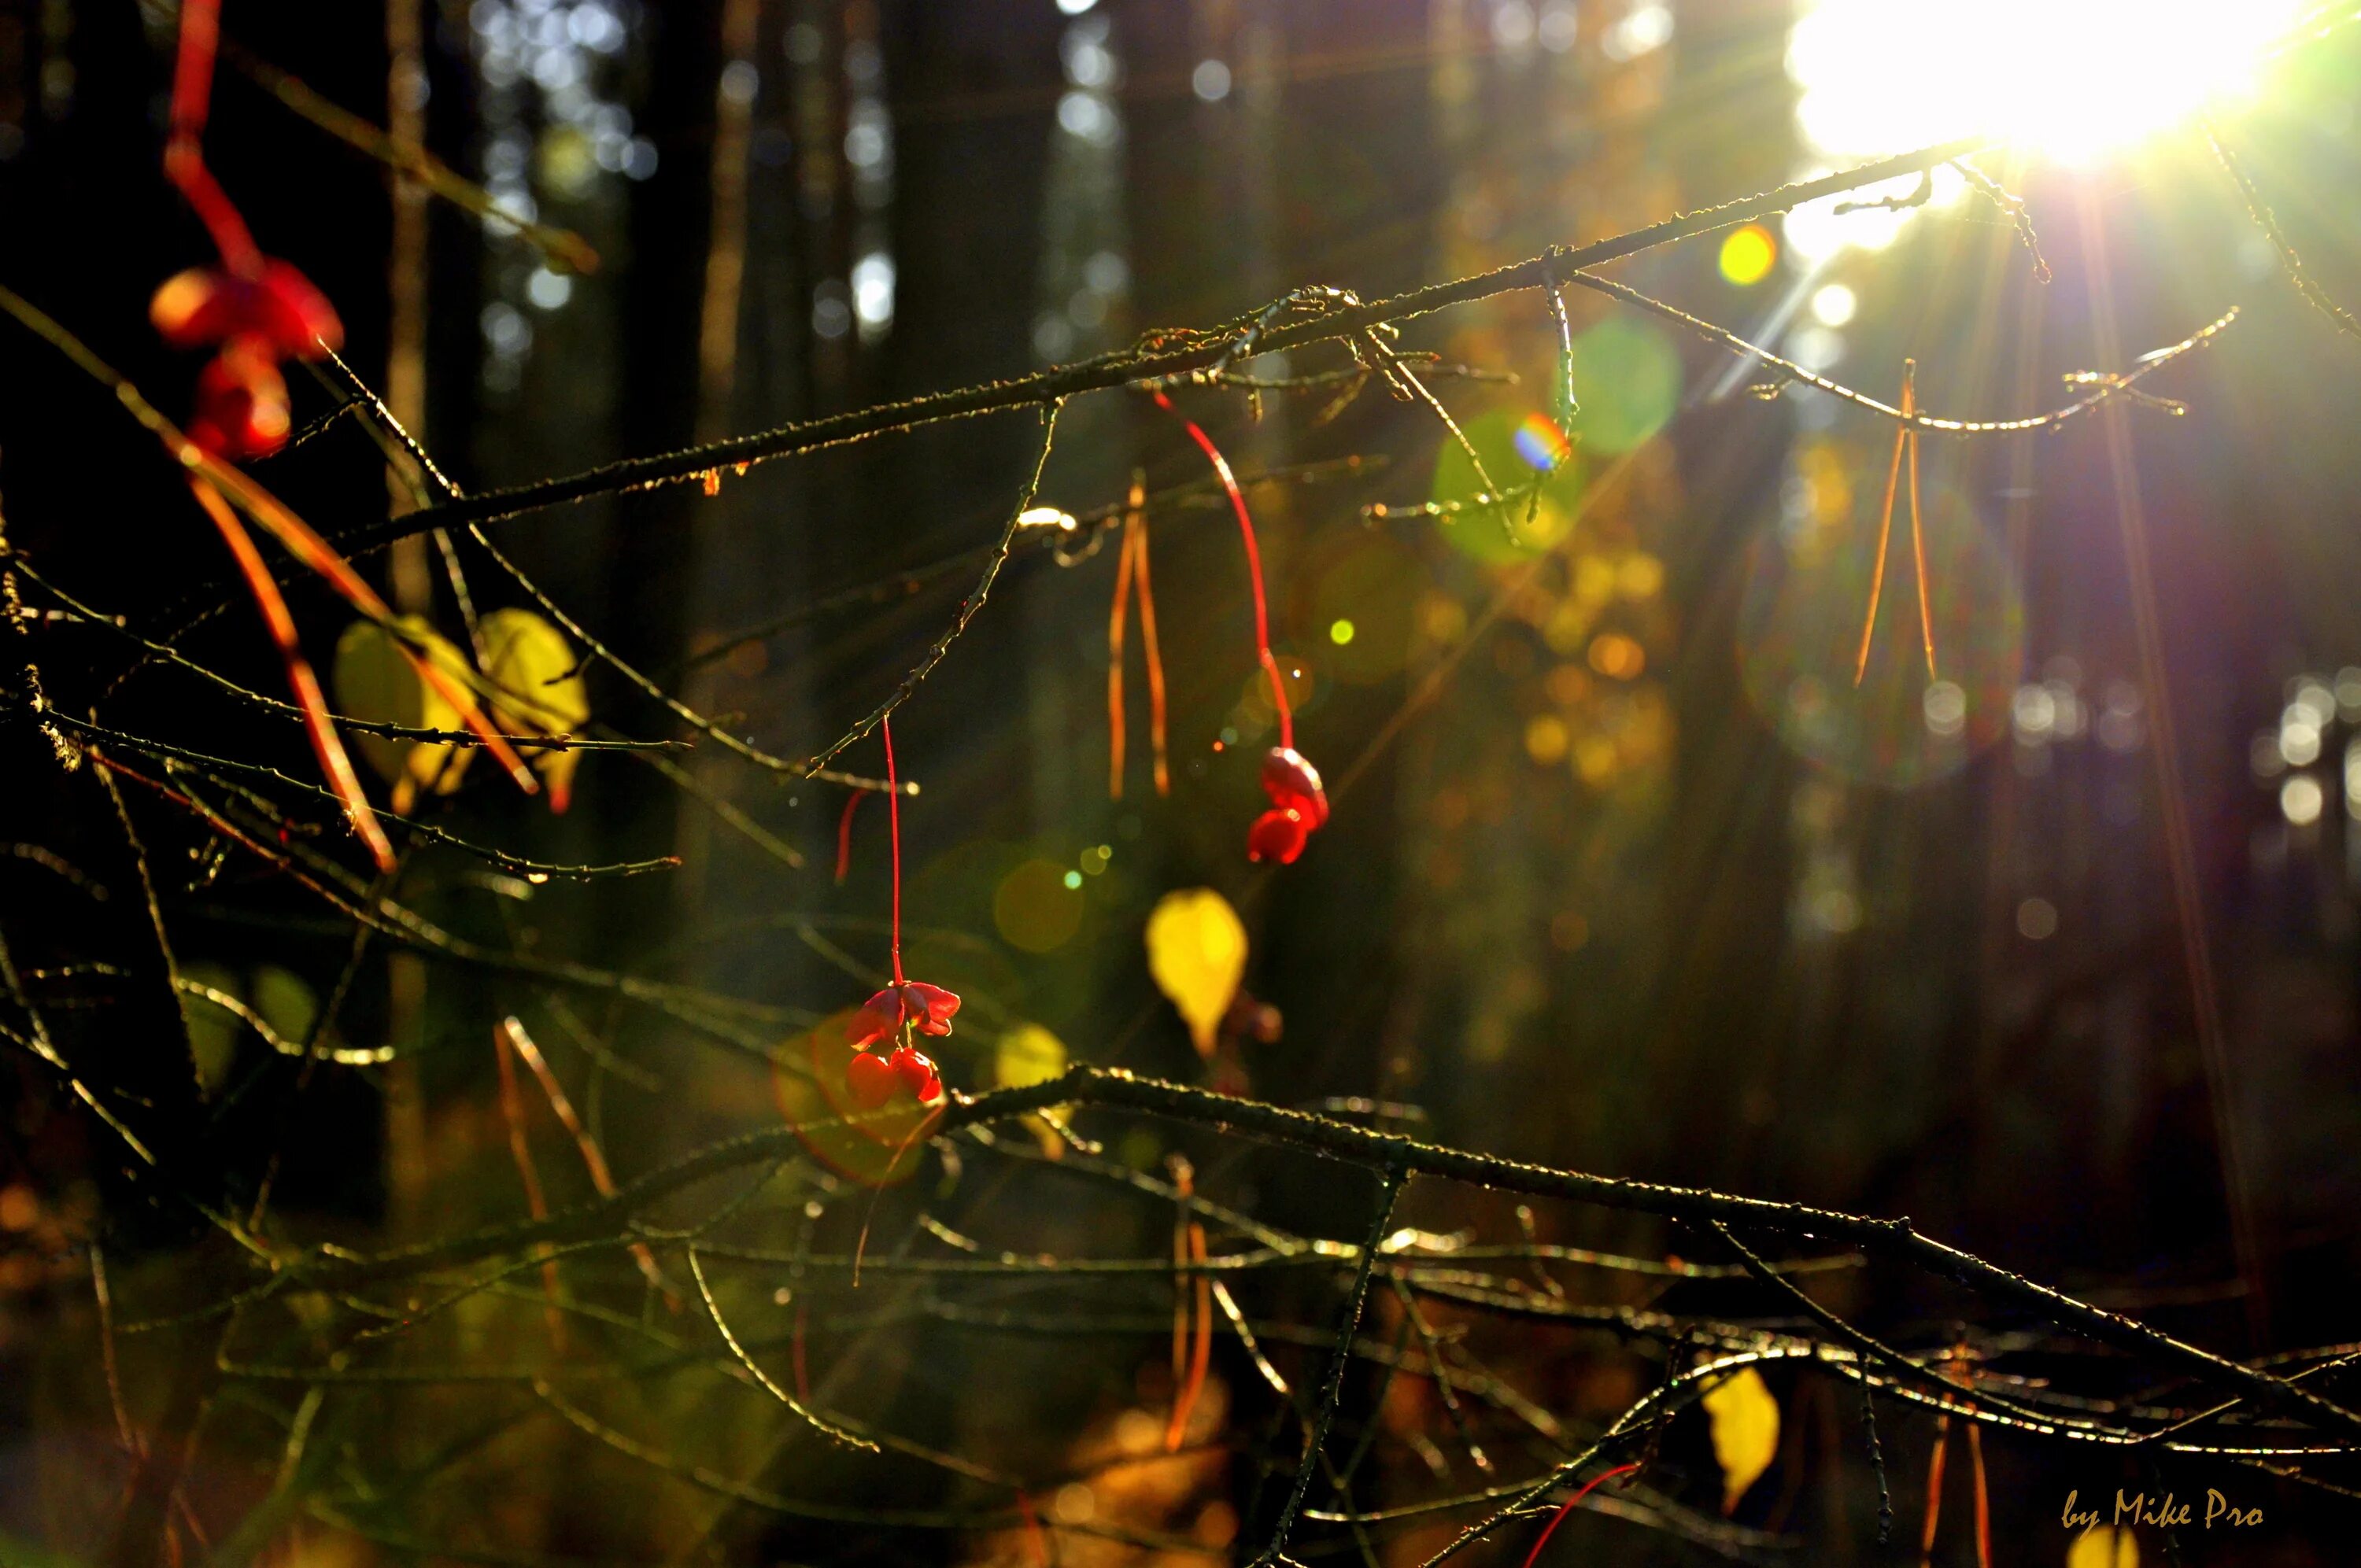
[479,607,591,810]
[1145,888,1246,1057]
[2067,1526,2138,1568]
[331,616,473,799]
[996,1022,1068,1090]
[997,1022,1072,1159]
[1701,1366,1779,1515]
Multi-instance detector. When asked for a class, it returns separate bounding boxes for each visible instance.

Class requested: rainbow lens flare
[1513,413,1574,473]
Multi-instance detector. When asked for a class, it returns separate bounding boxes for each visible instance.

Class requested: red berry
[1261,746,1328,826]
[844,1049,899,1110]
[888,1045,942,1103]
[151,269,227,348]
[151,260,343,360]
[847,979,963,1047]
[1246,805,1310,865]
[189,341,291,460]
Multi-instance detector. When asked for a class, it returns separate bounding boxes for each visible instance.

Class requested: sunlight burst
[1791,0,2303,168]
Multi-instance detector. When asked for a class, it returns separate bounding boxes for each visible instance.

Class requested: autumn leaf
[479,607,592,812]
[1145,888,1247,1057]
[1701,1365,1779,1515]
[2067,1526,2138,1568]
[331,614,476,810]
[996,1022,1071,1159]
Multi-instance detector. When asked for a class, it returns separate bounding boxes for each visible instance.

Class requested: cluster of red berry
[843,969,954,1109]
[1247,745,1328,865]
[151,260,343,460]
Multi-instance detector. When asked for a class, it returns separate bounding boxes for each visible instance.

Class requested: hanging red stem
[491,1020,564,1352]
[835,791,863,885]
[1108,474,1171,801]
[1518,1463,1641,1568]
[164,0,261,276]
[1918,1412,1949,1568]
[883,714,904,985]
[1151,388,1291,749]
[1855,360,1936,684]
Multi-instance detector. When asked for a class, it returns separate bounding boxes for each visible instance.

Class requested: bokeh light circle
[1428,406,1583,566]
[1718,223,1778,286]
[1309,530,1422,682]
[993,858,1085,953]
[1565,317,1681,456]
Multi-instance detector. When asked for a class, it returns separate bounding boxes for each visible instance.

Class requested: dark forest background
[5,2,2361,1562]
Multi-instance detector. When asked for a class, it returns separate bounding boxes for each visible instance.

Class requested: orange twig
[491,1020,565,1352]
[1905,367,1935,680]
[500,1017,671,1302]
[0,284,536,820]
[1109,500,1134,800]
[1183,1218,1211,1437]
[1164,1156,1211,1452]
[1107,478,1171,800]
[187,475,396,871]
[194,454,540,793]
[1133,511,1169,798]
[1918,1411,1949,1568]
[1966,1421,1991,1568]
[1854,359,1916,687]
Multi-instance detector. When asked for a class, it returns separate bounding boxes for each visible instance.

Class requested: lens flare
[1429,408,1581,566]
[1513,412,1575,472]
[1719,223,1778,286]
[1790,0,2302,168]
[1564,318,1681,456]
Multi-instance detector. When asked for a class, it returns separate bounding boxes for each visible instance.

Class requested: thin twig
[317,138,1997,556]
[801,400,1062,772]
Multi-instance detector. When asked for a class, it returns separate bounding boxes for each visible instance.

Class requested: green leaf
[331,615,474,799]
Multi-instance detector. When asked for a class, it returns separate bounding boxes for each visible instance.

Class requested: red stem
[883,715,903,984]
[1519,1463,1640,1568]
[1016,1491,1050,1567]
[835,791,863,885]
[1151,389,1291,749]
[165,0,262,275]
